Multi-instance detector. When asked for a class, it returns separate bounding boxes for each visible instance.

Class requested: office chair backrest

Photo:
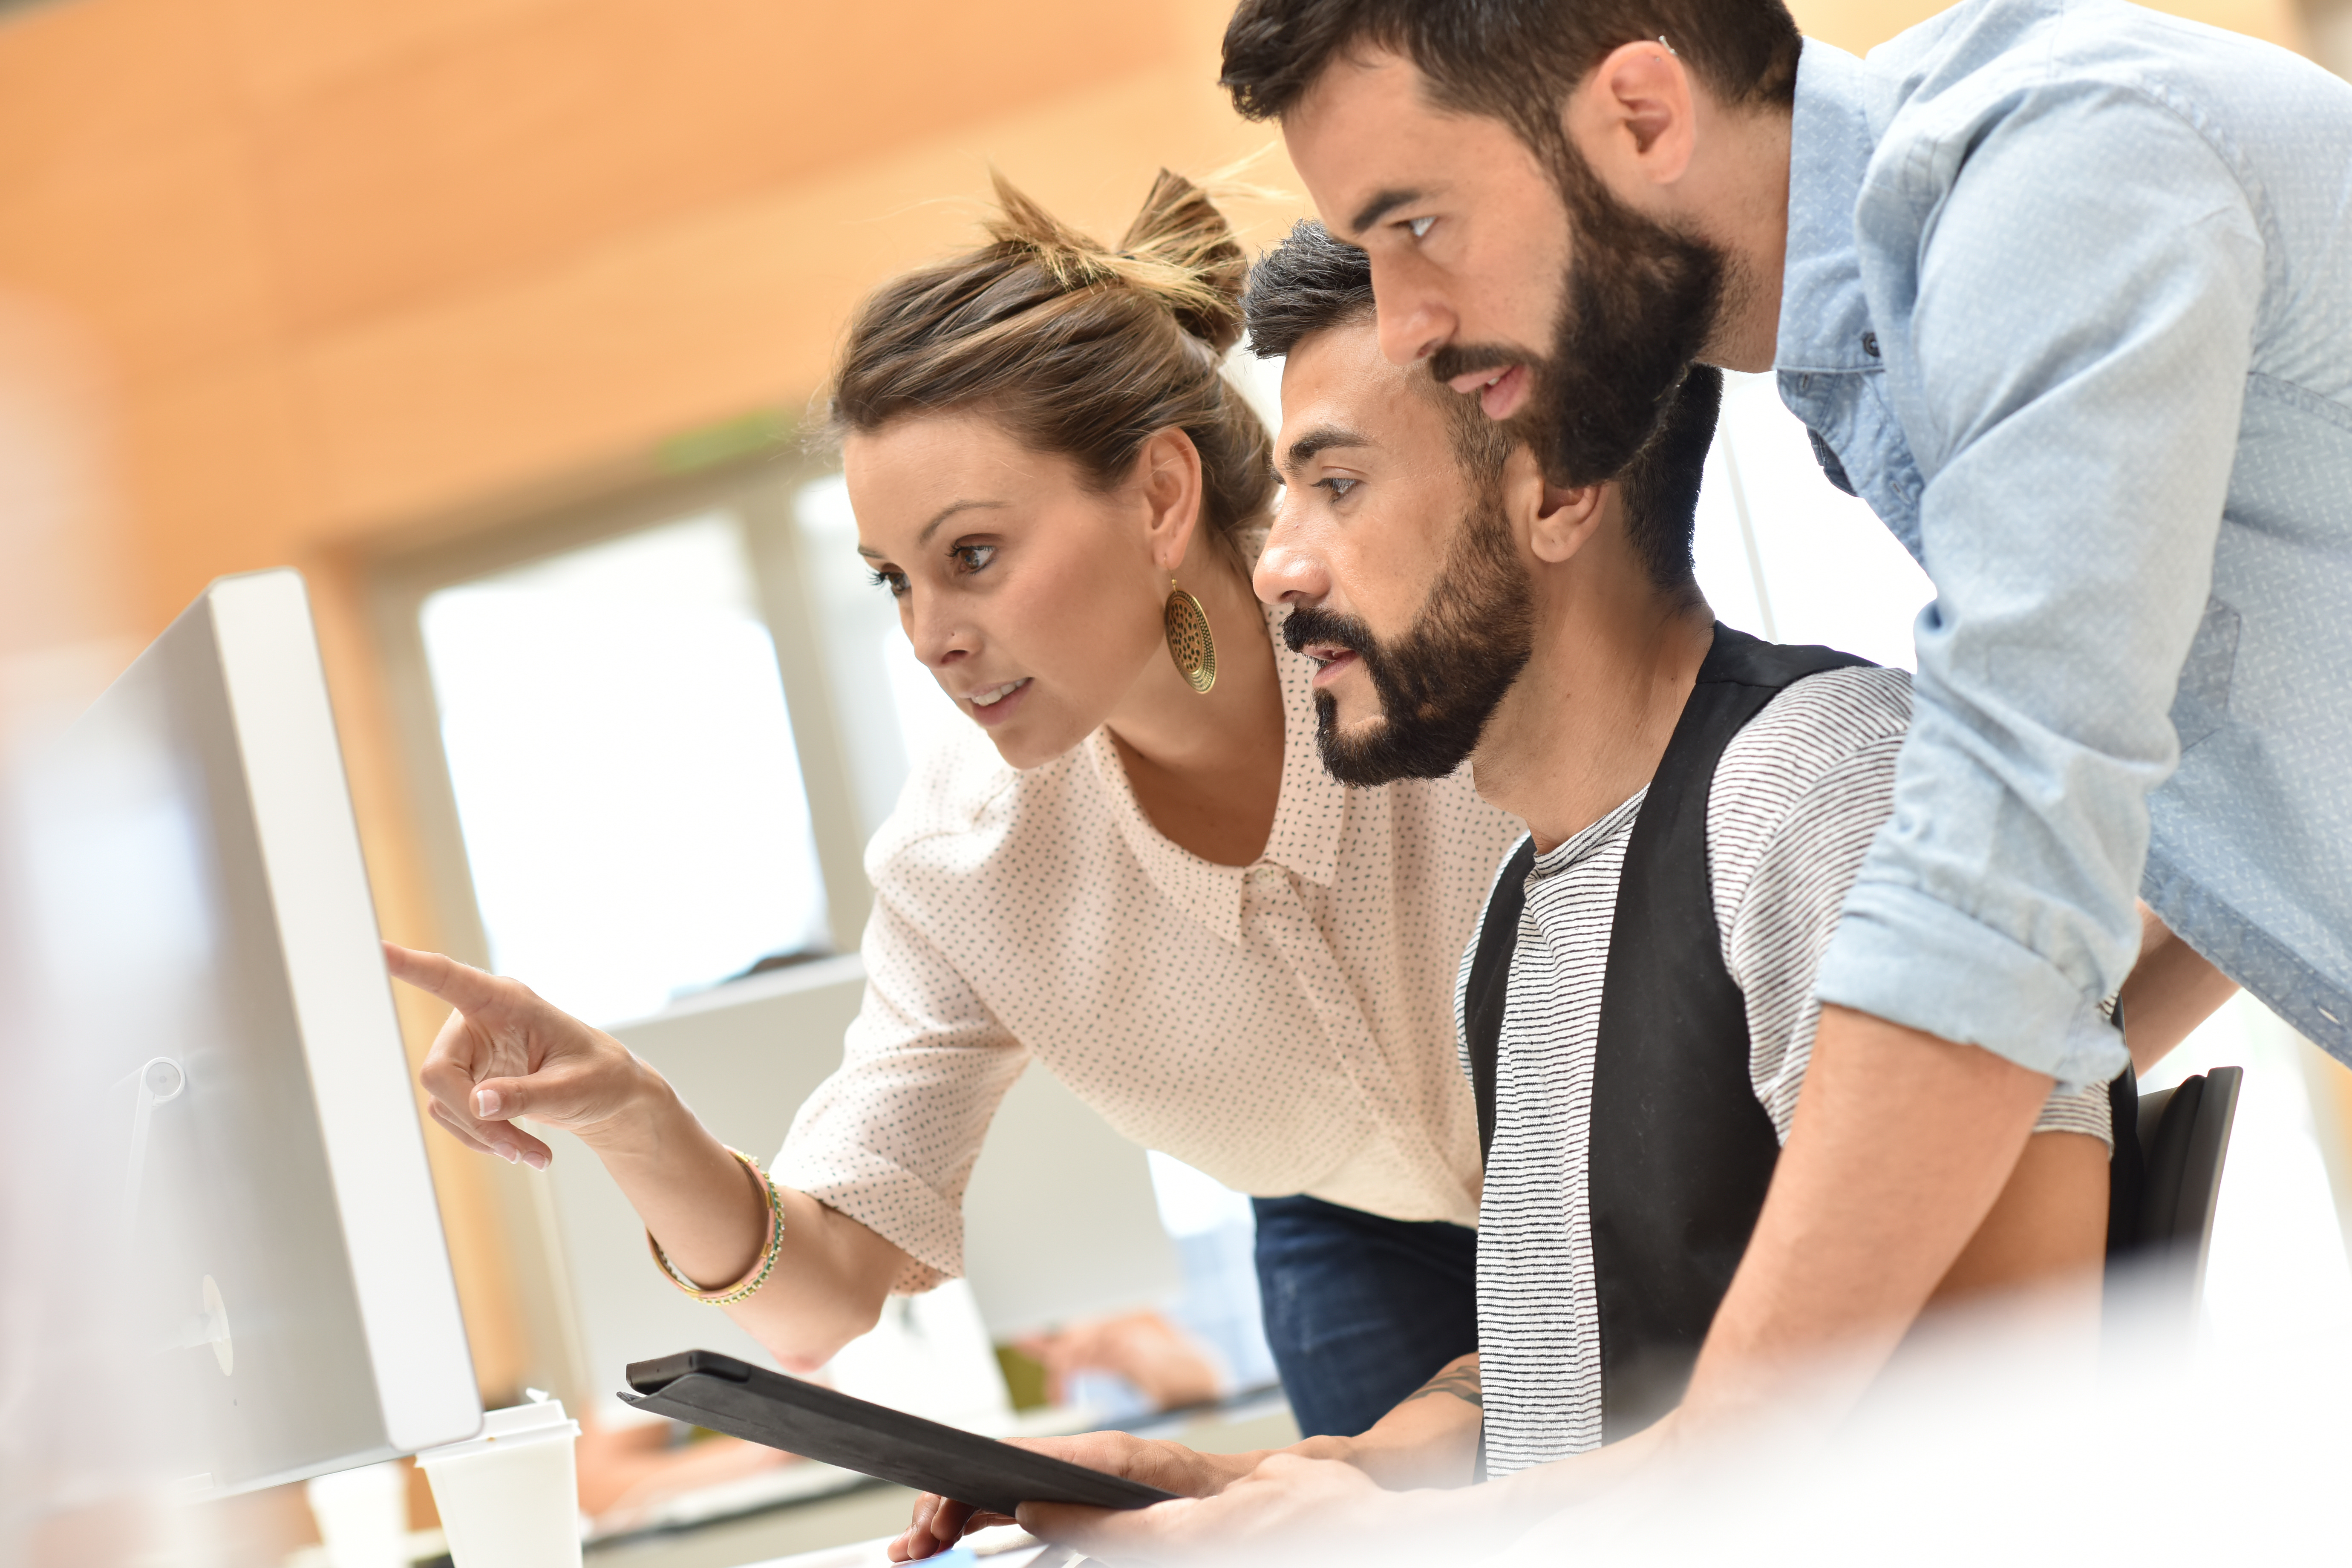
[2135,1066,2244,1288]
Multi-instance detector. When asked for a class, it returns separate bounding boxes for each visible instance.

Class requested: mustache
[1282,605,1378,662]
[1426,341,1536,388]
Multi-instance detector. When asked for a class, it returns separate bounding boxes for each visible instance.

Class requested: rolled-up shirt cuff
[772,1145,961,1293]
[1813,882,2129,1089]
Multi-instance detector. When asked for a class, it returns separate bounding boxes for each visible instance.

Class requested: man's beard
[1430,141,1726,490]
[1284,485,1536,786]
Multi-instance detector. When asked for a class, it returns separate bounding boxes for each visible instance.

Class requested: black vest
[1465,623,1868,1441]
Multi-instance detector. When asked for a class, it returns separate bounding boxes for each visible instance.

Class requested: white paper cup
[414,1398,584,1568]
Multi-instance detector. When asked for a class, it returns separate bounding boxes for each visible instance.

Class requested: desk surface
[741,1526,1050,1568]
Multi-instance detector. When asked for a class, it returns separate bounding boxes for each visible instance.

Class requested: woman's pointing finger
[383,941,506,1015]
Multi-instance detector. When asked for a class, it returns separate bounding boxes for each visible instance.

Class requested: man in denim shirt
[1204,0,2346,1494]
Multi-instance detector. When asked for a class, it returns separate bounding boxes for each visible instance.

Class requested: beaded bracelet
[648,1145,785,1306]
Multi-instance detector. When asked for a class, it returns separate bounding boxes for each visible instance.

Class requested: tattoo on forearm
[1400,1358,1482,1409]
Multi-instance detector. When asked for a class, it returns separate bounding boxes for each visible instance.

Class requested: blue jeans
[1251,1195,1479,1439]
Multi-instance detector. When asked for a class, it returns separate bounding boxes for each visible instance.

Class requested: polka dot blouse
[773,602,1525,1291]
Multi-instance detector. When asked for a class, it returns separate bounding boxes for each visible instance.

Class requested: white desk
[735,1526,1050,1568]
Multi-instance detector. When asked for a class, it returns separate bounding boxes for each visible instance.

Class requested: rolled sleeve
[1817,88,2265,1081]
[1818,882,2123,1085]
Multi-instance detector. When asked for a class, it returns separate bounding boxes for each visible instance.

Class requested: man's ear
[1503,446,1608,565]
[1136,427,1207,572]
[1565,38,1697,193]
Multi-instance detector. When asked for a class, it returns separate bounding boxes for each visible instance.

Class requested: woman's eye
[950,543,998,574]
[1407,215,1435,240]
[869,568,908,597]
[1317,477,1359,502]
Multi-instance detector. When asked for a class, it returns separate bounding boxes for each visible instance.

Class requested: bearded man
[1202,0,2344,1486]
[888,222,2119,1565]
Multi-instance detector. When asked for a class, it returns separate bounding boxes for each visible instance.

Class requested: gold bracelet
[648,1145,785,1305]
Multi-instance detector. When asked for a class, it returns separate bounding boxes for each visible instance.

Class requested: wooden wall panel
[298,68,1302,529]
[217,0,578,105]
[1791,0,2306,52]
[0,126,278,382]
[0,0,231,184]
[119,354,314,624]
[250,0,1179,333]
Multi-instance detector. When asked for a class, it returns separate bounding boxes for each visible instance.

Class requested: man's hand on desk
[997,1413,1680,1564]
[886,1433,1260,1562]
[1018,1451,1415,1565]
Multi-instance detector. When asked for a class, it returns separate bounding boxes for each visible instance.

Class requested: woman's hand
[886,1433,1261,1562]
[386,942,658,1169]
[387,943,909,1370]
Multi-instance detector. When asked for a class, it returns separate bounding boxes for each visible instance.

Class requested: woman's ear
[1135,427,1207,573]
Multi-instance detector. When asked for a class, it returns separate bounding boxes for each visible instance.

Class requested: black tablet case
[622,1349,1179,1516]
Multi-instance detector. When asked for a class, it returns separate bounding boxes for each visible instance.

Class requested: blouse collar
[1090,601,1348,945]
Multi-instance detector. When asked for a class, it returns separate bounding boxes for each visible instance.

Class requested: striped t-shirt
[1460,665,2112,1476]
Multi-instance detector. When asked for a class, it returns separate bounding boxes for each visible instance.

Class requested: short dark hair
[1220,0,1800,152]
[1617,363,1718,592]
[1243,219,1513,486]
[1241,219,1375,361]
[1241,219,1718,592]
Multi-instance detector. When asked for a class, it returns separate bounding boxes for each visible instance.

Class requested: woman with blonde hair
[389,171,1522,1439]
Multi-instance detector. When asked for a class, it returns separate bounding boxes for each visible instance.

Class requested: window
[378,453,956,1026]
[419,513,830,1025]
[789,472,966,822]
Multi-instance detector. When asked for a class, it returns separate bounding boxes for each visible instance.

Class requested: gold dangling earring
[1164,576,1217,695]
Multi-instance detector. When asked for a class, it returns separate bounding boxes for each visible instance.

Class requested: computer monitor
[2,569,480,1503]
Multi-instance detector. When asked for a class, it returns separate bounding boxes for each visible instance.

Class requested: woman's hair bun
[982,169,1247,354]
[825,168,1275,554]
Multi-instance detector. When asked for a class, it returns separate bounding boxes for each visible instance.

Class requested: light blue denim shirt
[1782,0,2352,1083]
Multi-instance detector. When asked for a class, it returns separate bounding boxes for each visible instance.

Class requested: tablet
[622,1349,1180,1516]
